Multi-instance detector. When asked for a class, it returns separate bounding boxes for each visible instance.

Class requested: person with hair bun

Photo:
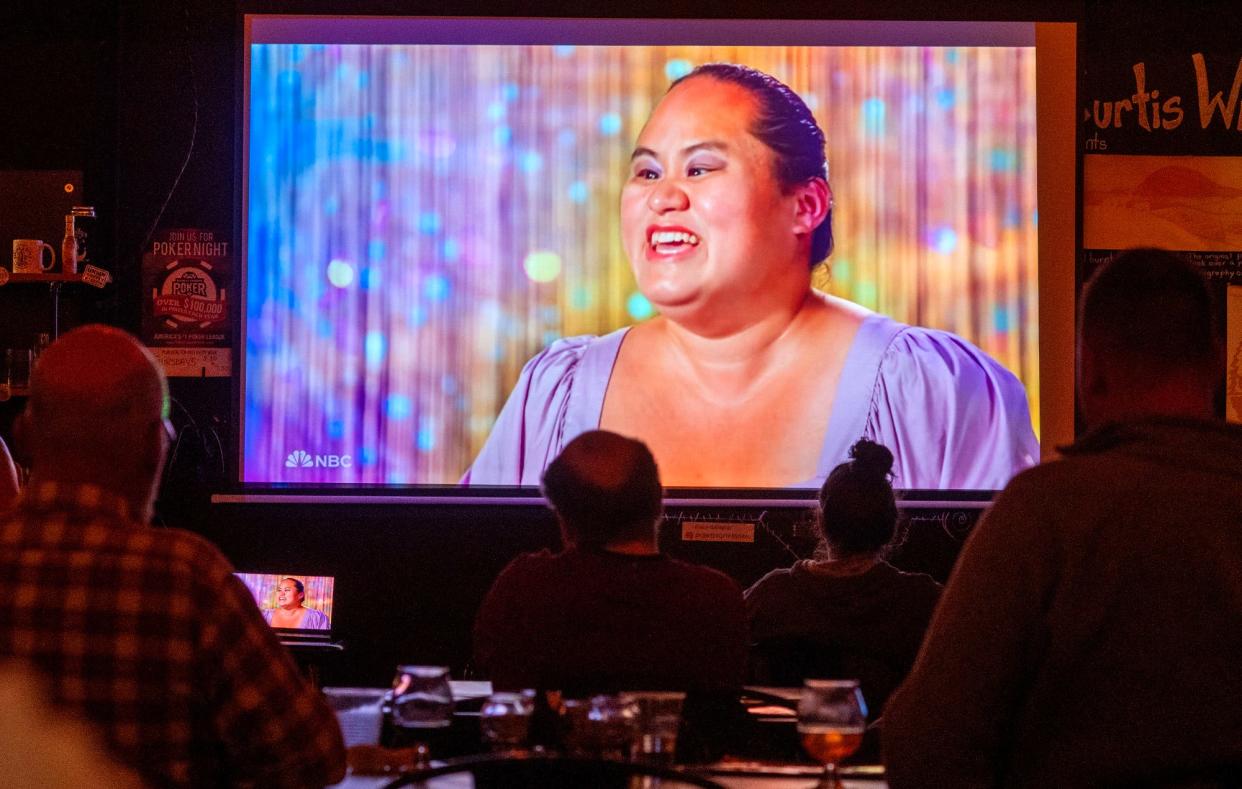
[744,438,941,717]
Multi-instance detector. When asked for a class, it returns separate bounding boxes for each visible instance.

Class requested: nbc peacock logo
[285,450,313,469]
[284,449,353,470]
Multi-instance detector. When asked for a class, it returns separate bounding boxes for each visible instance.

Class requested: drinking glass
[797,679,867,789]
[479,691,534,751]
[389,665,454,730]
[323,687,386,748]
[560,694,638,759]
[621,691,685,766]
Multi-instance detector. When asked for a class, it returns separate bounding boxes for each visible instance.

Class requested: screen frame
[234,14,1077,503]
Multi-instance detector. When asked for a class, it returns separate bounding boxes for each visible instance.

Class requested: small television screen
[237,572,336,633]
[240,17,1075,493]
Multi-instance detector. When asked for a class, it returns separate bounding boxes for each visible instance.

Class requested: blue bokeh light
[626,292,655,320]
[326,259,355,288]
[599,113,623,136]
[933,226,959,254]
[386,394,412,420]
[990,148,1018,172]
[418,212,442,235]
[364,331,387,364]
[424,273,451,302]
[993,306,1011,332]
[665,59,694,80]
[862,98,886,136]
[570,285,594,310]
[520,151,543,173]
[443,238,461,262]
[417,419,437,452]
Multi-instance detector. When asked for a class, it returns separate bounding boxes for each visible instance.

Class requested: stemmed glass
[797,679,867,789]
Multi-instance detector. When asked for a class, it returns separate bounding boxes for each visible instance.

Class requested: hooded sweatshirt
[744,558,941,715]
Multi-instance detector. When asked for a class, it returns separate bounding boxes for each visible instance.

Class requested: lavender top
[263,607,330,630]
[464,313,1039,490]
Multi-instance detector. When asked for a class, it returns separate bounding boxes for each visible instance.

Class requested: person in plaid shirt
[0,325,346,787]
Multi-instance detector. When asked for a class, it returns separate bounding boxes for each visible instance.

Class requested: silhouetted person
[884,249,1242,787]
[473,430,747,695]
[0,325,345,787]
[745,439,940,717]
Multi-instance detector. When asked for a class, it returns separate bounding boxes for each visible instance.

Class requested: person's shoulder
[520,332,619,386]
[744,565,798,600]
[109,524,235,580]
[664,555,744,595]
[494,548,561,581]
[880,322,1020,386]
[877,561,944,594]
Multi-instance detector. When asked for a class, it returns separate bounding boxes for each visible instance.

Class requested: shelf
[0,272,88,285]
[0,385,30,401]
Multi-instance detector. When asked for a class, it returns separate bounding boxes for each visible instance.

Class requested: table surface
[334,764,887,788]
[329,683,886,788]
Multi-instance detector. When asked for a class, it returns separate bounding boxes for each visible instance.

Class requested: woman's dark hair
[817,439,899,558]
[670,63,833,265]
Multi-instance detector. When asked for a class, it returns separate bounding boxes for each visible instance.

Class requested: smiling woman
[467,63,1040,490]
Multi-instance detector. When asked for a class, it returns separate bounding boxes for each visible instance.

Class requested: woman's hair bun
[848,439,894,478]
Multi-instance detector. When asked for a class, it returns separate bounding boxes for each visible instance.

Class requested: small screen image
[236,573,335,631]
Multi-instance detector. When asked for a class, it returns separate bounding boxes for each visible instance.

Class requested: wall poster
[141,228,231,377]
[1081,48,1242,423]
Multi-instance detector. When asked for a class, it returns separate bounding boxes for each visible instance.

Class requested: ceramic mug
[12,239,55,274]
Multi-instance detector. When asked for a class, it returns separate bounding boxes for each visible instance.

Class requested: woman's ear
[792,177,831,238]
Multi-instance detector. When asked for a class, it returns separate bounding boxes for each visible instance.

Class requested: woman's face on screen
[276,580,304,610]
[620,76,807,328]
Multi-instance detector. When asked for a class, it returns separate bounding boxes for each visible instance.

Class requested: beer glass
[797,679,867,789]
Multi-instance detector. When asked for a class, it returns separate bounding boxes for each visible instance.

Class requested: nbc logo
[285,450,313,468]
[285,449,353,469]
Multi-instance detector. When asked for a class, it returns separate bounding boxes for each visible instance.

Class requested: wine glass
[797,679,867,789]
[389,665,454,730]
[479,691,534,752]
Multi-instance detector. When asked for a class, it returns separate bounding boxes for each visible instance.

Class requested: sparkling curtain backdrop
[236,573,335,623]
[246,44,1038,484]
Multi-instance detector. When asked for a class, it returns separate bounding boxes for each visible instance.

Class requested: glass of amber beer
[797,679,867,788]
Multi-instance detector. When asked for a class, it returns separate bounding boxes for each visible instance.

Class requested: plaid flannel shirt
[0,481,346,788]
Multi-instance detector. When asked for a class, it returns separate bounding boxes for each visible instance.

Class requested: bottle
[61,215,77,275]
[70,206,96,267]
[33,333,51,369]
